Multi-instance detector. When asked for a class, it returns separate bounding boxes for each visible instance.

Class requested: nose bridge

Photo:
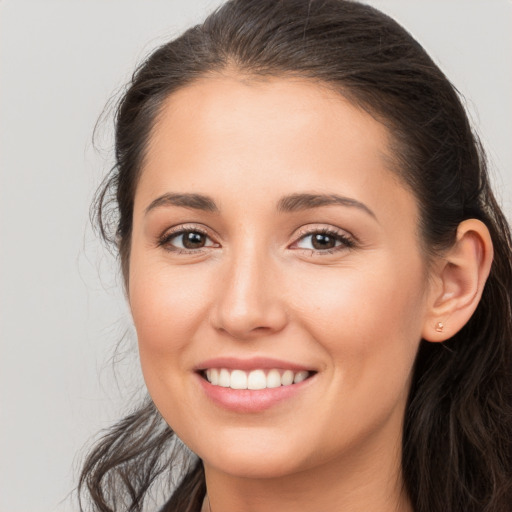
[211,235,286,338]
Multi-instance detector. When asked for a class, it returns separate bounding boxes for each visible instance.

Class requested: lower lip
[196,373,315,413]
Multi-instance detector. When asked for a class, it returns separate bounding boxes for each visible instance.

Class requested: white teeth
[247,369,267,390]
[266,369,282,388]
[219,368,231,387]
[209,368,219,385]
[293,370,309,384]
[281,370,294,386]
[204,368,312,389]
[230,370,247,389]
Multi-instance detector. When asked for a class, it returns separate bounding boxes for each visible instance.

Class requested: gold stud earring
[435,321,444,333]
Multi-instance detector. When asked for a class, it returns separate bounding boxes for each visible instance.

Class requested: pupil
[312,233,335,250]
[183,232,205,249]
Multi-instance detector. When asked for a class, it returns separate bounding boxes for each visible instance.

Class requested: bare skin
[128,74,493,512]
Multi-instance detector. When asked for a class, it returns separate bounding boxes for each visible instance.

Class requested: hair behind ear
[404,211,512,511]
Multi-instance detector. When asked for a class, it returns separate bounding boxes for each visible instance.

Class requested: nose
[210,246,288,340]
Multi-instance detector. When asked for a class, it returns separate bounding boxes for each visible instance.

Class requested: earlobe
[422,219,494,342]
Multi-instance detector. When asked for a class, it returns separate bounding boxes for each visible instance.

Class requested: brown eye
[294,229,355,254]
[161,229,217,252]
[181,231,207,249]
[311,233,337,250]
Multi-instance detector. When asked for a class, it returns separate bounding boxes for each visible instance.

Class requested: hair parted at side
[81,1,512,511]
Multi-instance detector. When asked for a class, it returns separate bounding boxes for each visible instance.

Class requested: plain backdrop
[1,1,511,511]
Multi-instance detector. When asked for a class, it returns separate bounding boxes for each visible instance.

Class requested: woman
[79,1,512,511]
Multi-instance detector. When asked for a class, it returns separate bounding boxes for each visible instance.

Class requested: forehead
[137,74,416,227]
[148,75,391,169]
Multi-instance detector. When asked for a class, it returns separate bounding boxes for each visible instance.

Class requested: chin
[188,427,318,479]
[204,449,306,480]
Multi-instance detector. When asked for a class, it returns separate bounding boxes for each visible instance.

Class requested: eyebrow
[277,193,376,219]
[145,193,219,215]
[145,191,376,220]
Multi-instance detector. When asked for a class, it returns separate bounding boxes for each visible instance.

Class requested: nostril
[253,326,272,332]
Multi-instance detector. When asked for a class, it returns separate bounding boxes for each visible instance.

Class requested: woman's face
[129,75,433,479]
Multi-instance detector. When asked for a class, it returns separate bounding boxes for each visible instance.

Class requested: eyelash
[157,225,356,256]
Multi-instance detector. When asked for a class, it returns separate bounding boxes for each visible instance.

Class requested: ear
[422,219,493,342]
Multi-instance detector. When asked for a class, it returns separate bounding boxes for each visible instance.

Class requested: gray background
[1,1,511,511]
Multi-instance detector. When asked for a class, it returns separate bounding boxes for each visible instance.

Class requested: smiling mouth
[200,368,315,390]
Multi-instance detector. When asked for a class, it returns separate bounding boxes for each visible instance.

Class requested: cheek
[129,255,214,371]
[287,254,427,374]
[288,257,427,437]
[128,259,217,430]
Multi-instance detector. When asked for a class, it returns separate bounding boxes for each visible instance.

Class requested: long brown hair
[80,1,512,511]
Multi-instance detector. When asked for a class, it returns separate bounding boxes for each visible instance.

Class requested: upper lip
[194,356,314,372]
